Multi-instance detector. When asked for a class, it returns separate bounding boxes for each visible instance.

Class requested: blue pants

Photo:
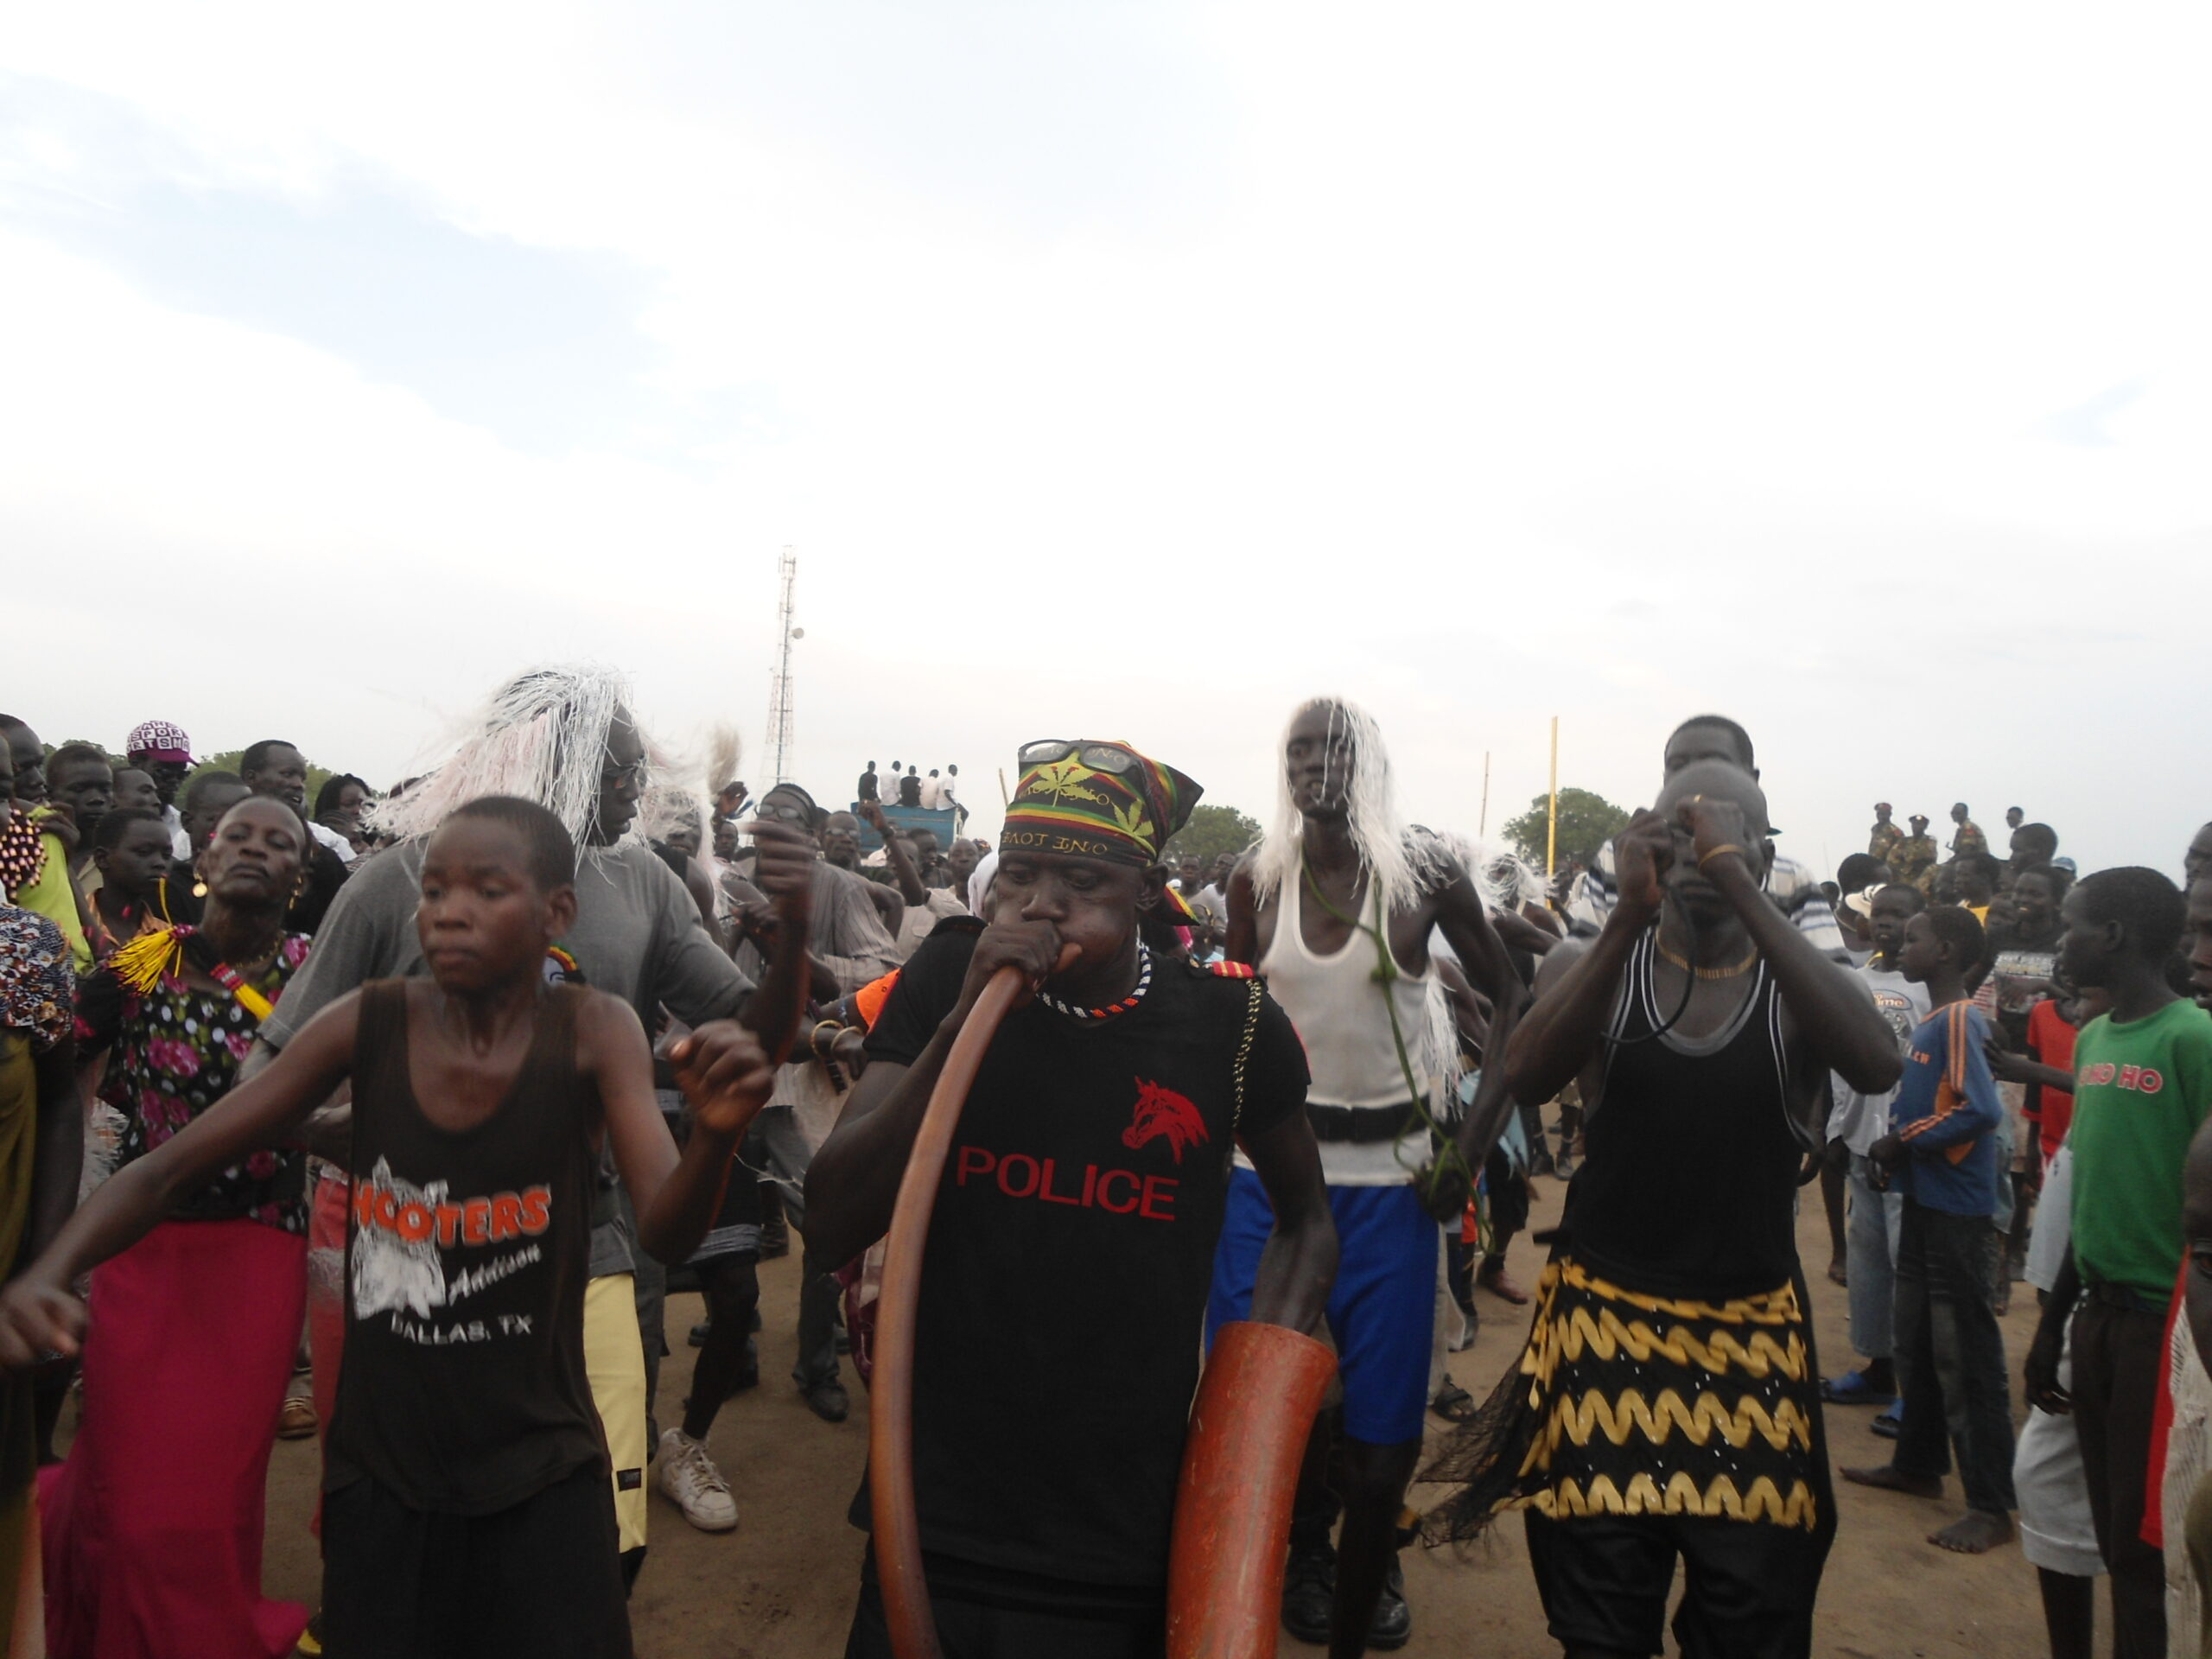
[1847,1153,1904,1361]
[1207,1169,1435,1446]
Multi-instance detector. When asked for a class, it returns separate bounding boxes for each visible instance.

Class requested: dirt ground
[230,1175,2092,1656]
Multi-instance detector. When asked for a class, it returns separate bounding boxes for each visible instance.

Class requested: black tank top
[325,980,606,1514]
[1562,932,1805,1300]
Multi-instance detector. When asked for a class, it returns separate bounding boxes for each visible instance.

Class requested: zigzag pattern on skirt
[1550,1258,1802,1325]
[1525,1387,1814,1466]
[1522,1299,1808,1391]
[1529,1471,1820,1530]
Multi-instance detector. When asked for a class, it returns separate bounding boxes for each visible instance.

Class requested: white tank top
[1261,871,1436,1109]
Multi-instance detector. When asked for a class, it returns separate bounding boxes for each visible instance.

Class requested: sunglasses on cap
[1017,740,1138,774]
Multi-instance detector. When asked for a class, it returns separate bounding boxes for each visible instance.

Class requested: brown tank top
[325,980,605,1514]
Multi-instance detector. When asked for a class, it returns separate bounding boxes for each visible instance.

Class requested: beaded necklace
[1656,938,1758,979]
[0,817,47,900]
[1035,943,1153,1022]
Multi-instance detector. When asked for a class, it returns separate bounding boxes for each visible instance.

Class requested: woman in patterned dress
[42,797,315,1659]
[0,903,82,1649]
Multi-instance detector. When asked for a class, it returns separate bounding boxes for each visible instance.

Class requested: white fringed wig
[1436,832,1545,920]
[1249,696,1448,921]
[364,664,649,858]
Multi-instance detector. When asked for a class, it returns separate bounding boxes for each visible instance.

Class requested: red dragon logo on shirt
[1123,1077,1209,1165]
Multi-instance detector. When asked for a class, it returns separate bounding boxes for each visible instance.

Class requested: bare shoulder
[572,986,649,1059]
[1534,935,1592,992]
[1227,857,1260,908]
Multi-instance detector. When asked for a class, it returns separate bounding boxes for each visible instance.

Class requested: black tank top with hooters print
[325,980,604,1514]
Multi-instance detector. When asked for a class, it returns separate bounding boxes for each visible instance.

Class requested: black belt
[2083,1281,2164,1316]
[1306,1102,1421,1144]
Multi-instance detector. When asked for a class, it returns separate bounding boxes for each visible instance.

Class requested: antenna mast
[766,546,799,785]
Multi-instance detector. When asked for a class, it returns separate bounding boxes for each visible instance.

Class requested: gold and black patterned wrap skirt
[1421,1255,1827,1544]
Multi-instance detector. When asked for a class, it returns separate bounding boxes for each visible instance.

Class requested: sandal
[1432,1380,1478,1422]
[1821,1370,1895,1407]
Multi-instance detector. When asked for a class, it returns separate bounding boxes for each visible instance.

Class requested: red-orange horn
[1166,1319,1337,1659]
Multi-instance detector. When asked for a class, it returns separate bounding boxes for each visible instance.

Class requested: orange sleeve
[854,970,900,1031]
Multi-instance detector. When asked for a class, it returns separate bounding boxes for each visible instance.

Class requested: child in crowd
[0,797,780,1657]
[2026,868,2212,1659]
[1822,883,1930,1428]
[1847,906,2016,1553]
[85,807,185,958]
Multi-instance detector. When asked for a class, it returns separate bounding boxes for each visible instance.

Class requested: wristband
[1696,843,1746,870]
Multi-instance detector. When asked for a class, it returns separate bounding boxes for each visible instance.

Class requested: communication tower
[765,547,801,785]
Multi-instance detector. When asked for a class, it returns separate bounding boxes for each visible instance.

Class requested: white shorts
[2015,1338,2103,1579]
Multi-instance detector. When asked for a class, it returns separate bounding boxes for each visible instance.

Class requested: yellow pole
[1479,751,1491,837]
[1546,717,1559,879]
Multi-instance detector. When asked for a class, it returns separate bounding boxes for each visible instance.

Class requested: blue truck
[851,802,961,854]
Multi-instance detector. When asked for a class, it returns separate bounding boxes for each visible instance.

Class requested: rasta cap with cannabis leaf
[1000,740,1202,871]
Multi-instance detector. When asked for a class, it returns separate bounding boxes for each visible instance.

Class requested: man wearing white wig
[1217,696,1529,1656]
[250,664,817,1595]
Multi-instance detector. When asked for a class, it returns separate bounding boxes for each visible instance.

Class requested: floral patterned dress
[0,905,71,1266]
[0,906,71,1051]
[0,909,70,1659]
[74,928,314,1233]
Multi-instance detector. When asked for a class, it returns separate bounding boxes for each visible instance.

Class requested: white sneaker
[657,1428,739,1531]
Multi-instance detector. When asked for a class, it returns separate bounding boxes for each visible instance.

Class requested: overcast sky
[5,4,2208,880]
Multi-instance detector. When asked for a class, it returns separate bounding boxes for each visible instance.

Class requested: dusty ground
[225,1175,2094,1656]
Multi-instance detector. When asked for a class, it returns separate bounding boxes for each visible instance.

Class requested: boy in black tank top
[0,796,784,1658]
[1421,760,1904,1659]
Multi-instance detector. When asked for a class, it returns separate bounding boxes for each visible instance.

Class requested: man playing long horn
[809,738,1337,1659]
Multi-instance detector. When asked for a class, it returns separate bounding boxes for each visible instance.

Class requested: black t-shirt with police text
[859,928,1307,1589]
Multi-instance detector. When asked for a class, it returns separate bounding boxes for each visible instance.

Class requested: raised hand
[1986,1041,2029,1084]
[667,1020,779,1140]
[955,922,1078,1022]
[38,803,79,855]
[1612,809,1674,915]
[746,820,817,930]
[1675,791,1751,875]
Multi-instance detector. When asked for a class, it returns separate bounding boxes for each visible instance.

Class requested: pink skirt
[41,1218,308,1659]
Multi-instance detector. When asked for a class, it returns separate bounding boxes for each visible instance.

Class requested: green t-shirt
[2068,999,2212,1302]
[10,830,86,976]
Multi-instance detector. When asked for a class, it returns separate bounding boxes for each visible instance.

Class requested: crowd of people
[852,762,967,824]
[0,677,2208,1659]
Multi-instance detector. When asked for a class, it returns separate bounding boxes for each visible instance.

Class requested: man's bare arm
[1224,861,1261,967]
[735,823,817,1067]
[1239,1114,1337,1334]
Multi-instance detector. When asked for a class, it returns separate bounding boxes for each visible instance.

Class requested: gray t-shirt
[262,839,755,1274]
